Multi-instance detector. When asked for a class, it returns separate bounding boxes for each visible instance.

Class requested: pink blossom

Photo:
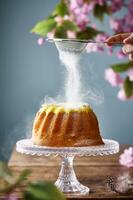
[119,147,133,168]
[76,0,84,5]
[70,0,80,11]
[116,173,133,193]
[69,0,91,30]
[82,3,93,14]
[116,51,126,59]
[110,0,124,13]
[105,68,123,87]
[6,193,19,200]
[109,18,124,32]
[54,16,63,25]
[47,30,55,38]
[67,30,76,39]
[127,68,133,81]
[86,43,99,53]
[95,33,109,42]
[37,37,45,45]
[118,88,133,101]
[76,14,89,30]
[117,89,127,101]
[128,0,133,12]
[86,42,104,53]
[73,7,81,15]
[123,13,133,33]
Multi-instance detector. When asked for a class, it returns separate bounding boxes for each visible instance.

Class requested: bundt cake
[32,103,104,147]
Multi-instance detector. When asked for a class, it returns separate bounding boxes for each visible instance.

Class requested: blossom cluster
[35,0,133,101]
[105,68,133,101]
[119,147,133,168]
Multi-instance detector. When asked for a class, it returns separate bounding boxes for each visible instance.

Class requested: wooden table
[7,145,133,199]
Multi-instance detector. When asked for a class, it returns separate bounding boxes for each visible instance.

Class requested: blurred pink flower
[77,0,84,5]
[117,89,127,101]
[95,33,109,42]
[110,0,124,13]
[119,147,133,168]
[67,30,76,38]
[123,13,133,33]
[76,14,89,30]
[70,0,80,11]
[105,68,123,87]
[86,40,105,53]
[6,193,18,200]
[86,43,99,53]
[54,16,63,25]
[128,0,133,12]
[127,68,133,81]
[109,18,124,32]
[47,30,55,38]
[116,51,126,59]
[82,3,93,14]
[118,88,133,101]
[37,37,45,45]
[73,7,81,15]
[70,0,91,30]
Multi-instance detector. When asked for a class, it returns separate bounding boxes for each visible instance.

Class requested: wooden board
[5,145,133,199]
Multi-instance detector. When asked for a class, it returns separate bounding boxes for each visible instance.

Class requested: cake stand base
[16,139,119,195]
[55,156,90,195]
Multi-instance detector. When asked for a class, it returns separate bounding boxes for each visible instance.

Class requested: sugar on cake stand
[16,138,119,196]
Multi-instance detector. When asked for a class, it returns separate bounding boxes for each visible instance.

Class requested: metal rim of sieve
[47,38,123,52]
[47,38,89,52]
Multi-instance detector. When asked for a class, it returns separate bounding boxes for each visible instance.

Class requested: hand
[106,33,133,61]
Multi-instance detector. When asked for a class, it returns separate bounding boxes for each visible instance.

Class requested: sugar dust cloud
[44,46,104,107]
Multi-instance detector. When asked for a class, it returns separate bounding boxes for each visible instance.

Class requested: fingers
[124,33,133,44]
[122,44,133,54]
[106,32,133,61]
[106,33,131,46]
[122,44,133,61]
[129,54,133,61]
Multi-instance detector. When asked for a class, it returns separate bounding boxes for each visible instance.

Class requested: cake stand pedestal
[16,139,119,196]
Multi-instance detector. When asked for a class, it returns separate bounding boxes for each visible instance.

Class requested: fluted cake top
[39,103,92,114]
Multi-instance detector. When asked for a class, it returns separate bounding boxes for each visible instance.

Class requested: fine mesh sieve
[48,38,88,53]
[47,38,123,53]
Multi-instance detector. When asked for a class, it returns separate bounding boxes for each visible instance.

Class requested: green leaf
[124,77,133,97]
[77,27,103,40]
[17,169,31,183]
[0,162,13,183]
[111,62,132,73]
[53,0,68,16]
[0,162,31,194]
[23,181,66,200]
[54,26,67,38]
[63,20,77,31]
[93,2,110,21]
[31,18,57,36]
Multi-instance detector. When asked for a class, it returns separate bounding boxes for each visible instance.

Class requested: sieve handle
[47,38,124,46]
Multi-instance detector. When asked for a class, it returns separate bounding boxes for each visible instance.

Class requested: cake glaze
[32,103,104,147]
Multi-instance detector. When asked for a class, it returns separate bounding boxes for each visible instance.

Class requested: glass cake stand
[16,139,119,195]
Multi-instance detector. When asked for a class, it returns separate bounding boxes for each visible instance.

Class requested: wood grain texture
[2,145,133,199]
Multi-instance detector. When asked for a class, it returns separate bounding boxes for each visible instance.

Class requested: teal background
[0,0,133,160]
